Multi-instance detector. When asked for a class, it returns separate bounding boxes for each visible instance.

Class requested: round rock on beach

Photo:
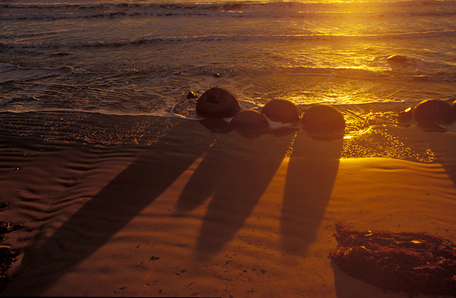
[196,87,241,118]
[301,104,345,133]
[413,99,456,126]
[261,99,301,124]
[230,109,269,130]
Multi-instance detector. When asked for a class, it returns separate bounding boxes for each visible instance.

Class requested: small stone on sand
[187,91,197,99]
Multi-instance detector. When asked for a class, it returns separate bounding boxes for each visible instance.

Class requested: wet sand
[0,112,455,297]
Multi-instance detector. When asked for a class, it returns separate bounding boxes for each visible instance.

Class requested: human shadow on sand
[177,129,295,261]
[388,124,456,187]
[1,118,216,296]
[281,131,343,256]
[425,129,456,188]
[332,124,456,298]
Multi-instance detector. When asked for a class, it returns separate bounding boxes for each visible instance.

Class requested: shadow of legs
[2,120,215,295]
[194,132,294,261]
[281,132,342,256]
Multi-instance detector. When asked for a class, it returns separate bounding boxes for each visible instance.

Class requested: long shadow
[332,125,456,298]
[442,160,456,189]
[187,131,295,261]
[333,267,389,298]
[281,131,343,256]
[389,124,456,187]
[425,130,456,188]
[1,119,215,296]
[175,143,226,213]
[174,118,235,212]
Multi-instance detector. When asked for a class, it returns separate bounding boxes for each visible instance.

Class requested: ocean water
[1,0,456,118]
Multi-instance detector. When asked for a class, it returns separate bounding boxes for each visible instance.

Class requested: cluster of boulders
[195,87,346,135]
[194,88,456,134]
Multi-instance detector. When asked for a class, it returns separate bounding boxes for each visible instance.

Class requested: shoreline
[1,110,454,160]
[0,112,455,297]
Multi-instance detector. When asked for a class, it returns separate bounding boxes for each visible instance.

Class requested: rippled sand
[0,112,455,297]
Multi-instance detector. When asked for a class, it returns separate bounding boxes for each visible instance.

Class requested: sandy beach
[0,111,455,297]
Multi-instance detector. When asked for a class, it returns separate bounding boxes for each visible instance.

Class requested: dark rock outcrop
[330,224,456,297]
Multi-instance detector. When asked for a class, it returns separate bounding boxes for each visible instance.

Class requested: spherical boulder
[261,99,301,124]
[413,99,455,126]
[301,104,345,133]
[230,109,269,130]
[196,88,241,118]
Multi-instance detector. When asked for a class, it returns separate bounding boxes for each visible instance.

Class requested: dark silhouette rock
[301,105,345,133]
[187,91,197,99]
[230,109,269,130]
[330,224,456,297]
[398,107,414,125]
[262,99,301,124]
[413,99,455,126]
[196,88,241,118]
[387,55,408,63]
